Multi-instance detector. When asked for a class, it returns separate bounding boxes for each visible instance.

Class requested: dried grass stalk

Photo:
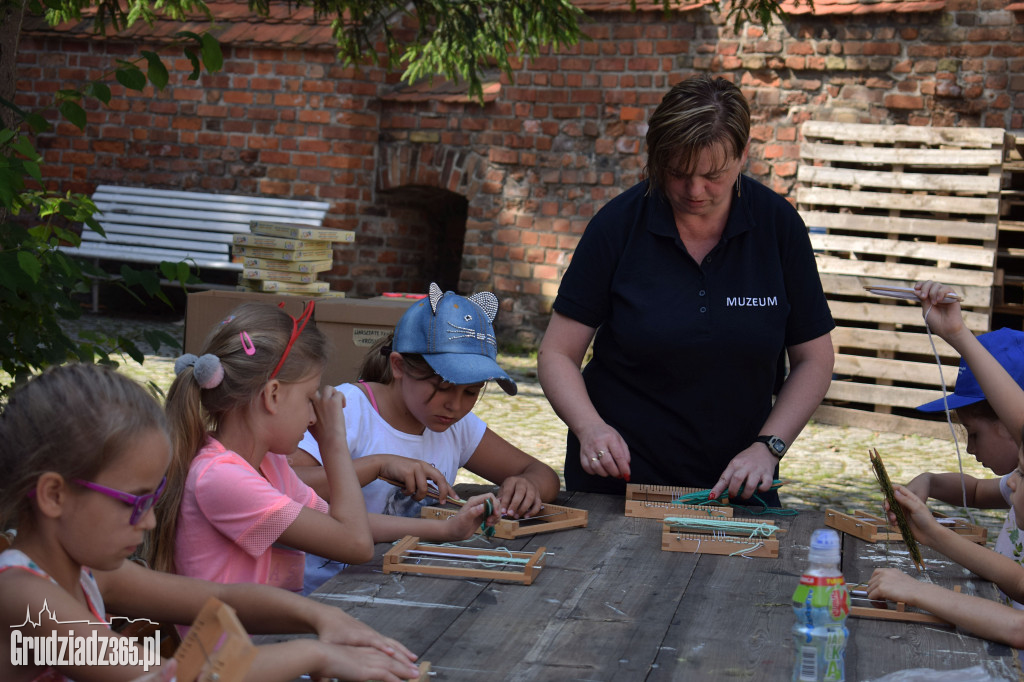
[869,448,925,572]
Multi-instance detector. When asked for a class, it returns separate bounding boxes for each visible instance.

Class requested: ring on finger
[590,457,598,462]
[596,450,605,460]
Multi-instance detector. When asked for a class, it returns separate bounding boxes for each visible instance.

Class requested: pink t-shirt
[174,436,328,591]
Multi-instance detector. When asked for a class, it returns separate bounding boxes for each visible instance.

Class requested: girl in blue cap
[867,281,1024,647]
[293,283,559,529]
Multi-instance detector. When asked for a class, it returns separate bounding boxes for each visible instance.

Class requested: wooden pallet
[625,483,734,519]
[419,502,587,539]
[660,514,780,558]
[381,536,546,585]
[848,583,954,626]
[797,121,1011,437]
[824,508,987,545]
[995,132,1024,329]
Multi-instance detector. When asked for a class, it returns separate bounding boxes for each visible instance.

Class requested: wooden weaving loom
[420,503,588,539]
[625,483,734,519]
[660,513,781,558]
[848,583,955,626]
[173,598,256,682]
[382,535,547,585]
[825,508,987,545]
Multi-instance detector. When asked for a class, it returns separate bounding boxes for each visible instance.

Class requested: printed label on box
[353,328,391,347]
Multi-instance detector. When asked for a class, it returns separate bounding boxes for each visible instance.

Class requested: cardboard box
[184,290,417,386]
[314,297,418,385]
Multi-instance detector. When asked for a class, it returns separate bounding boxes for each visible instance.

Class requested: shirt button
[700,306,707,313]
[699,290,706,296]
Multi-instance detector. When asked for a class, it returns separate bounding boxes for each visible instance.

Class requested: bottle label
[793,575,849,619]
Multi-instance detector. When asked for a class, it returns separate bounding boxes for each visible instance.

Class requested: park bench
[59,185,331,310]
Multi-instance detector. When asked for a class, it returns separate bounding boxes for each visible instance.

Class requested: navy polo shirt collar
[644,176,755,245]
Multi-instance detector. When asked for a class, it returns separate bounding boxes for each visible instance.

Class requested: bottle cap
[808,528,841,564]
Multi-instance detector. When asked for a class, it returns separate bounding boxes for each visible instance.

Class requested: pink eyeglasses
[73,477,167,525]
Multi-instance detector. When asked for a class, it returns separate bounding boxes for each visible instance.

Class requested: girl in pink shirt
[0,362,420,682]
[153,302,496,591]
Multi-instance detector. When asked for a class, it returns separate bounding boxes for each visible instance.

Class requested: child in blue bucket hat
[292,283,560,592]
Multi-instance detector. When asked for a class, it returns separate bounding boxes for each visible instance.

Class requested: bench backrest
[61,185,331,271]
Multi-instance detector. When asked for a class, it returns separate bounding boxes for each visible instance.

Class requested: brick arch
[376,142,486,200]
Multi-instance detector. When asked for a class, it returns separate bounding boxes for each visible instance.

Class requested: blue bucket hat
[393,283,517,396]
[916,327,1024,412]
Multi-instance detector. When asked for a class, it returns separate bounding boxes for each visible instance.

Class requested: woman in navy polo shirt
[538,75,835,505]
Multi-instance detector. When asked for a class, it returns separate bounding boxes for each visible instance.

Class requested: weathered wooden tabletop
[294,491,1018,681]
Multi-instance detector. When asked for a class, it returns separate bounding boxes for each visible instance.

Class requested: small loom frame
[173,597,256,682]
[382,535,547,585]
[660,513,780,558]
[848,583,956,626]
[625,483,734,519]
[825,508,987,545]
[420,503,588,539]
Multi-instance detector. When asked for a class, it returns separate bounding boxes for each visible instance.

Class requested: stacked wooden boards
[995,133,1024,328]
[796,121,1012,437]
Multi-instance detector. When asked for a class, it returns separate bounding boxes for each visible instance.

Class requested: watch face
[770,439,785,453]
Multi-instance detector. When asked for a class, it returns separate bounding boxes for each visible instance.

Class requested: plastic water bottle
[792,528,849,682]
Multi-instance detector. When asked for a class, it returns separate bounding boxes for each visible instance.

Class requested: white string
[922,304,977,525]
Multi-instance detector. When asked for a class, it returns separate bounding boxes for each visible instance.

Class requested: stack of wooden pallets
[995,133,1024,328]
[796,121,1013,437]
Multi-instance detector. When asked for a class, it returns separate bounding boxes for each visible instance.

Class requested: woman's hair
[644,75,751,193]
[358,333,436,385]
[150,302,327,572]
[0,363,169,532]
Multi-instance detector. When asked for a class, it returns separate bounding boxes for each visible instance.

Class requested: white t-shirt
[995,473,1024,610]
[297,382,487,516]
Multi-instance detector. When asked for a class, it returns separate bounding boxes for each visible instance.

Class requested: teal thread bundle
[671,479,797,516]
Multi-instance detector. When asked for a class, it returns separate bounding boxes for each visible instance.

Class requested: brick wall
[15,1,1024,344]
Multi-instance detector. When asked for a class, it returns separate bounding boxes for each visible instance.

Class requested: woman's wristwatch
[755,435,787,459]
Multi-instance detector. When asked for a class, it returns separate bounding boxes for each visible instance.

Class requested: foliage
[0,31,221,397]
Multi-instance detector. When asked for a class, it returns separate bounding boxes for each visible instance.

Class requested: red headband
[269,300,315,379]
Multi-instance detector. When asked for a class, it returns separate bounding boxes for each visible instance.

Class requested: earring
[735,175,742,197]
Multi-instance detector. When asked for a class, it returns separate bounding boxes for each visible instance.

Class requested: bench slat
[93,185,330,212]
[62,244,244,270]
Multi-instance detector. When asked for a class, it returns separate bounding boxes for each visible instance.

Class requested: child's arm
[464,429,561,518]
[905,471,1008,509]
[889,484,1024,603]
[367,492,501,543]
[290,453,459,508]
[866,568,1024,648]
[916,281,1024,444]
[279,386,375,564]
[98,561,421,681]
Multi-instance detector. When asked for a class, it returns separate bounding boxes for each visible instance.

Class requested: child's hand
[312,642,422,682]
[867,567,921,605]
[498,475,544,519]
[309,386,348,458]
[885,484,942,546]
[913,280,964,339]
[379,455,457,504]
[315,612,417,664]
[442,492,501,541]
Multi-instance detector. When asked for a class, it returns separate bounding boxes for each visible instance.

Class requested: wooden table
[298,491,1017,681]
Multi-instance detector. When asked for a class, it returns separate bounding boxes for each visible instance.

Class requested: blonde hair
[150,303,327,572]
[645,75,751,193]
[0,363,169,532]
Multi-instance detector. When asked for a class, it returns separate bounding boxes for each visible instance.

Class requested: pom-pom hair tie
[174,353,225,389]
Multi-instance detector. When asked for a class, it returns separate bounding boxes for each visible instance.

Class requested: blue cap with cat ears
[392,283,517,395]
[916,328,1024,412]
